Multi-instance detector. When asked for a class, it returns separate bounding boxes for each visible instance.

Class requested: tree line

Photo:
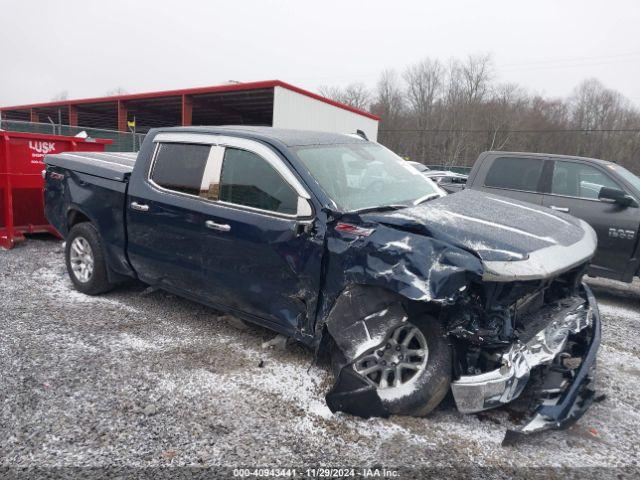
[319,55,640,172]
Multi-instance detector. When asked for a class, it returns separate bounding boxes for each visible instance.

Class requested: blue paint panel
[44,168,133,278]
[199,202,324,337]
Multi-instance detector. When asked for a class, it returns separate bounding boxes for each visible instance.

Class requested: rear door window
[485,157,544,192]
[150,143,211,196]
[219,147,298,215]
[551,161,621,199]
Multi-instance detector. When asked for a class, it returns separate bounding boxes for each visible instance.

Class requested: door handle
[205,220,231,232]
[130,201,149,212]
[550,205,570,213]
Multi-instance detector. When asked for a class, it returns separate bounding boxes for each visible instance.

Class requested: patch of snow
[459,239,525,260]
[35,266,139,314]
[486,196,573,226]
[308,400,334,419]
[379,239,413,252]
[377,377,421,402]
[119,333,163,352]
[598,301,638,321]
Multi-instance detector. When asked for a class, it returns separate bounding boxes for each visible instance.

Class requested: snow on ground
[1,238,640,475]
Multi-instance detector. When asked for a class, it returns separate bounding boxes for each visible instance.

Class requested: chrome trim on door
[146,134,315,220]
[152,133,311,199]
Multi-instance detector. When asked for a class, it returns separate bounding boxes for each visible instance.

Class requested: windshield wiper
[352,204,407,215]
[413,193,441,205]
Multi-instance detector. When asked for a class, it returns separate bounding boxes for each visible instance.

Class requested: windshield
[294,143,441,211]
[608,164,640,193]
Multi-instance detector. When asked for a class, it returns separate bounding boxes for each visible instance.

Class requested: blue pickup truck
[44,126,601,442]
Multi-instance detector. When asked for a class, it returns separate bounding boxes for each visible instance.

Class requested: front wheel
[65,222,114,295]
[332,317,451,416]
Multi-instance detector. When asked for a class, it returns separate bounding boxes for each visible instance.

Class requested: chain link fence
[0,119,145,152]
[0,120,477,173]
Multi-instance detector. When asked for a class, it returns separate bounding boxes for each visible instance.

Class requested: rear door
[542,159,640,279]
[126,141,213,294]
[477,155,547,205]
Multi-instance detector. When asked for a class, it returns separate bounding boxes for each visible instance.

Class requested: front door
[198,141,322,336]
[542,159,640,279]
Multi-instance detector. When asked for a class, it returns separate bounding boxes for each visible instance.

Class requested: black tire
[331,315,451,416]
[65,222,114,295]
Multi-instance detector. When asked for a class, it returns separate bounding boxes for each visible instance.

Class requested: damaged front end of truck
[320,189,600,443]
[446,272,600,444]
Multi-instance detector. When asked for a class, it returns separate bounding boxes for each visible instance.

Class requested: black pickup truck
[465,151,640,282]
[44,126,600,442]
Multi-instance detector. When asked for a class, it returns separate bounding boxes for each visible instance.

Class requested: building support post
[29,109,39,123]
[182,95,193,126]
[68,105,78,127]
[117,100,128,132]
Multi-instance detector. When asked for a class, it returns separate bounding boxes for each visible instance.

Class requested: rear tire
[331,315,451,416]
[65,222,113,295]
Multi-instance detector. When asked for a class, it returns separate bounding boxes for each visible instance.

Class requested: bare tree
[371,70,405,152]
[373,70,404,120]
[318,83,371,110]
[324,55,640,171]
[403,59,443,161]
[106,86,128,96]
[50,90,69,101]
[460,54,493,105]
[404,59,442,122]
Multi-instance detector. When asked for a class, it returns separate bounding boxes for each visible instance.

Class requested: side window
[551,161,621,199]
[150,143,211,196]
[219,147,298,215]
[485,157,544,192]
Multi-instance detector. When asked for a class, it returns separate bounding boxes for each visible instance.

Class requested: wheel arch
[67,208,92,228]
[321,283,453,418]
[65,207,132,284]
[316,283,444,364]
[65,206,99,236]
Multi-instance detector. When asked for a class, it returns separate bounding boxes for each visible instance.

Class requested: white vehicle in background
[406,160,430,173]
[423,170,468,193]
[406,161,468,193]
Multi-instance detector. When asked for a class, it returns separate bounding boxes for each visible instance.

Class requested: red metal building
[0,80,380,140]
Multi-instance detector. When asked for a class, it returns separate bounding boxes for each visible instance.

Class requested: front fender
[315,223,484,335]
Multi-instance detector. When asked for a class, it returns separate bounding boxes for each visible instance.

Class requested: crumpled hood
[362,189,597,281]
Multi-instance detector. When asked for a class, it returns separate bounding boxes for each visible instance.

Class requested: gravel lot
[1,237,640,476]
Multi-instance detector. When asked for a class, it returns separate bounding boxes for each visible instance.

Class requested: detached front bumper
[451,284,601,439]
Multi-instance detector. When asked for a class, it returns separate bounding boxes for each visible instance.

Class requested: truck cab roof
[156,125,369,147]
[44,126,371,182]
[479,150,616,168]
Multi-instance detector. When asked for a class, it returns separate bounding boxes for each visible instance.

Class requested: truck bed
[45,151,137,181]
[44,150,137,282]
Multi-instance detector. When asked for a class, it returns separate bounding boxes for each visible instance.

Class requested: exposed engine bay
[325,264,600,444]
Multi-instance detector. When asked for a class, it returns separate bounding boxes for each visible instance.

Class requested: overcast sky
[1,0,639,107]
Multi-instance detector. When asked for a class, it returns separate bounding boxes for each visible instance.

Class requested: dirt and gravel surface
[1,237,639,476]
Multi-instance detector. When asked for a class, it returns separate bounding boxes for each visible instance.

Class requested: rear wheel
[331,316,451,416]
[65,222,113,295]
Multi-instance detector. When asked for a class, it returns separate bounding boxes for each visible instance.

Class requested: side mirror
[598,187,635,207]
